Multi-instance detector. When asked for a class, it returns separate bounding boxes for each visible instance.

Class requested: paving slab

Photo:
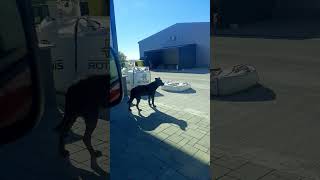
[213,156,249,170]
[111,71,210,179]
[212,164,232,179]
[212,36,320,179]
[111,100,210,179]
[226,163,273,180]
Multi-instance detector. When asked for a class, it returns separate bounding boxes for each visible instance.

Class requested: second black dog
[128,77,164,111]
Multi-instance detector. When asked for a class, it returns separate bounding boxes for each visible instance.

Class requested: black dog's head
[155,77,164,86]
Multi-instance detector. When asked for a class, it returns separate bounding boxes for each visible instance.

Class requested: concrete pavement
[212,35,320,179]
[211,147,315,180]
[111,71,210,180]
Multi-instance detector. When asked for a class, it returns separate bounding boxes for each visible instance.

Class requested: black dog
[54,74,109,158]
[128,77,164,111]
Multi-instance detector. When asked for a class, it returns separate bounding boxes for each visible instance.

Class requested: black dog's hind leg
[54,120,64,132]
[59,113,77,157]
[54,108,66,132]
[83,111,102,157]
[136,97,142,111]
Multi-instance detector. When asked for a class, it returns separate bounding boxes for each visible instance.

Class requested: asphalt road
[212,37,320,177]
[151,70,210,115]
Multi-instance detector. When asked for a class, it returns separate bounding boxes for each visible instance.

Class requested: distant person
[149,61,153,70]
[214,13,218,27]
[213,12,220,32]
[216,11,224,29]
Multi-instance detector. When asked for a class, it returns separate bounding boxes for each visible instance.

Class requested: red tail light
[109,82,121,104]
[0,70,33,128]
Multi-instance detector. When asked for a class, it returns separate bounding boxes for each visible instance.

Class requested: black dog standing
[55,74,109,158]
[128,77,164,111]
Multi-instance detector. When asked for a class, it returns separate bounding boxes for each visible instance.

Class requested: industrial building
[138,22,210,70]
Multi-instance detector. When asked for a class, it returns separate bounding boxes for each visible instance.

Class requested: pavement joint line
[156,102,209,119]
[187,138,200,146]
[212,150,319,180]
[160,129,175,137]
[68,146,86,155]
[225,161,250,172]
[212,155,224,161]
[150,150,191,180]
[256,169,277,180]
[213,145,320,179]
[194,143,209,152]
[213,165,233,180]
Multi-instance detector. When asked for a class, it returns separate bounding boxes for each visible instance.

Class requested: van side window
[0,0,27,72]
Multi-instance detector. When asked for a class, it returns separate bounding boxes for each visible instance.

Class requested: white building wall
[138,22,210,67]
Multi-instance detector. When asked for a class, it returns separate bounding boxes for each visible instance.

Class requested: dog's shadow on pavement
[55,114,108,179]
[62,135,108,179]
[132,107,188,131]
[61,155,109,180]
[110,97,210,179]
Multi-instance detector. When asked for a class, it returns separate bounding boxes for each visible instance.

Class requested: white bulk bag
[126,68,151,91]
[77,18,108,77]
[162,81,191,92]
[211,64,259,96]
[38,17,77,93]
[37,16,108,94]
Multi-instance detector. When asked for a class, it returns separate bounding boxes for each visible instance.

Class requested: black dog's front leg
[83,112,102,158]
[152,94,156,107]
[148,96,152,106]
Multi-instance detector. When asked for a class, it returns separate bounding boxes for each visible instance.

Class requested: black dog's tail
[54,119,65,132]
[127,97,131,104]
[127,90,132,104]
[127,95,134,104]
[53,107,65,132]
[54,122,63,132]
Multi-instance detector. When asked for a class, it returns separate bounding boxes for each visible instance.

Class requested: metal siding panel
[162,48,178,64]
[139,23,209,67]
[180,45,196,68]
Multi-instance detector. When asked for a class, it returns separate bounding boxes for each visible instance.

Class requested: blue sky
[113,0,210,59]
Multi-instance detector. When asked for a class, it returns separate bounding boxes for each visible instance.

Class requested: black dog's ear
[155,78,159,80]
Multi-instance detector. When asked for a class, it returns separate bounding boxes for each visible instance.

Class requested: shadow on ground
[55,114,109,180]
[133,107,188,131]
[65,155,109,180]
[212,84,276,102]
[110,97,210,180]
